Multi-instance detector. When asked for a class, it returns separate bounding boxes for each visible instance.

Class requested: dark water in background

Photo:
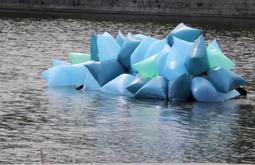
[0,18,254,164]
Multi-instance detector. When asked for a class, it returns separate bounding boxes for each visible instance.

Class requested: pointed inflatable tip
[68,52,90,64]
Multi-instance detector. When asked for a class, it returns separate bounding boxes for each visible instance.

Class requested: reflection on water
[0,18,254,163]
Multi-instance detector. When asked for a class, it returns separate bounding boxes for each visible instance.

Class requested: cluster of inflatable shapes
[42,23,247,102]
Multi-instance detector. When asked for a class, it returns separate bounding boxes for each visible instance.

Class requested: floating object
[42,23,247,102]
[68,52,90,64]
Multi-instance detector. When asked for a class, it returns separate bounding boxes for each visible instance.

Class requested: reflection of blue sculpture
[42,23,247,102]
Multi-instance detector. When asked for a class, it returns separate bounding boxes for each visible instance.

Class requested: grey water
[0,18,255,164]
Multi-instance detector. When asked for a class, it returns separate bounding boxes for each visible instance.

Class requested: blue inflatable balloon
[207,67,247,93]
[90,32,120,62]
[167,23,202,46]
[168,73,191,101]
[171,37,193,61]
[191,77,223,102]
[116,31,126,47]
[52,59,70,67]
[134,34,148,40]
[101,74,135,96]
[185,35,209,76]
[211,38,221,50]
[85,59,125,86]
[126,75,150,94]
[83,68,100,90]
[118,35,141,70]
[156,45,171,75]
[135,76,168,99]
[130,37,158,71]
[42,63,88,87]
[143,39,167,59]
[219,89,240,100]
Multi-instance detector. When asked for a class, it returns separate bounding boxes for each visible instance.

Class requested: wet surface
[0,18,254,163]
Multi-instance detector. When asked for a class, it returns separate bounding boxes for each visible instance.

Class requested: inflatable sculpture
[42,23,247,102]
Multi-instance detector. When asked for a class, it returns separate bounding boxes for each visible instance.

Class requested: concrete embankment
[0,0,255,26]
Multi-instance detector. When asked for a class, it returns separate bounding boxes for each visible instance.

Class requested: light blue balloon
[167,23,202,46]
[130,37,158,70]
[185,35,209,76]
[51,59,70,67]
[134,34,148,40]
[168,73,191,101]
[101,74,135,96]
[207,67,247,93]
[211,38,221,50]
[156,45,171,76]
[191,77,223,102]
[117,35,141,70]
[42,63,88,87]
[135,76,168,99]
[85,59,125,87]
[126,75,150,94]
[143,38,168,59]
[83,68,100,90]
[116,31,126,47]
[171,36,193,61]
[219,90,240,100]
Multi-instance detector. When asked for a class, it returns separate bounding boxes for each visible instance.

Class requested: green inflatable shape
[133,54,159,78]
[207,39,235,69]
[68,52,90,64]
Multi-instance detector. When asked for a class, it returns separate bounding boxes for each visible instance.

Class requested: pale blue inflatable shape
[83,68,100,90]
[207,67,247,93]
[185,35,209,76]
[126,75,150,94]
[90,34,99,61]
[42,63,88,87]
[96,32,120,61]
[52,59,70,67]
[130,37,158,70]
[167,23,202,46]
[85,59,125,86]
[156,45,171,75]
[211,38,221,50]
[135,76,168,99]
[191,77,223,102]
[158,48,188,81]
[117,35,141,70]
[168,73,191,101]
[116,31,126,47]
[143,38,167,59]
[101,74,135,96]
[171,37,194,61]
[219,90,240,100]
[134,34,148,40]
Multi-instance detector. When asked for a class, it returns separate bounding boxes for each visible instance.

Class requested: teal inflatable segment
[168,73,191,101]
[130,37,158,70]
[191,77,223,102]
[97,32,120,61]
[101,74,135,96]
[90,34,99,61]
[126,75,150,95]
[143,39,167,59]
[207,67,247,93]
[116,31,126,47]
[42,63,88,87]
[68,52,90,64]
[167,23,202,46]
[85,59,125,87]
[117,35,141,70]
[51,59,70,67]
[135,76,168,99]
[185,35,209,76]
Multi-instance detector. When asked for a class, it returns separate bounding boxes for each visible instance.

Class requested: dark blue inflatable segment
[135,76,168,99]
[117,36,141,70]
[191,77,223,102]
[126,76,150,94]
[85,59,125,86]
[90,34,99,61]
[167,23,202,46]
[185,35,209,76]
[207,67,247,93]
[168,73,191,101]
[116,31,126,47]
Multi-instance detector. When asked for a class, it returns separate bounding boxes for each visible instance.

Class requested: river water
[0,18,254,164]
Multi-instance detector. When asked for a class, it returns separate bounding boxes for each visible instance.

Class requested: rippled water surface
[0,18,255,164]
